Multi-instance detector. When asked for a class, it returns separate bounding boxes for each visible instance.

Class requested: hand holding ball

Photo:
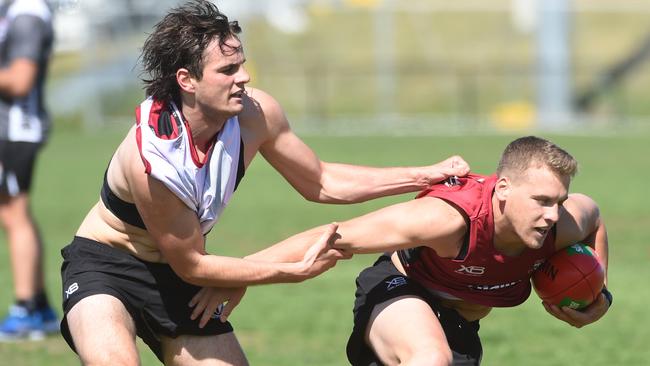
[532,244,605,309]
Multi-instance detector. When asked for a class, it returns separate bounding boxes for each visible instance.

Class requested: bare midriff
[75,200,165,263]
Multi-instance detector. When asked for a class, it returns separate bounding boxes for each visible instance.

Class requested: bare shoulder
[405,196,468,250]
[556,193,601,247]
[239,87,288,135]
[560,193,600,226]
[243,87,279,110]
[105,126,138,200]
[334,195,467,255]
[411,196,467,227]
[108,125,156,204]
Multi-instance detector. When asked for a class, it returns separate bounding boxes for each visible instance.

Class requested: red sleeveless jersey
[400,174,556,307]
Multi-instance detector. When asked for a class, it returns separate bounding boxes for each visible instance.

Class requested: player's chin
[229,100,245,114]
[529,228,550,248]
[521,234,542,249]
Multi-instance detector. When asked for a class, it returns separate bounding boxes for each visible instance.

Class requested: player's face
[504,166,569,250]
[194,36,250,119]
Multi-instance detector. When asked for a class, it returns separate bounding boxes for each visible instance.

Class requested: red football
[532,244,605,309]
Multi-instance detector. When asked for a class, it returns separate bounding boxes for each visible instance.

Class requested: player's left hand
[421,155,470,186]
[542,293,610,328]
[189,286,247,328]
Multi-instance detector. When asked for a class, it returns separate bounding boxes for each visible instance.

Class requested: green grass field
[0,126,648,365]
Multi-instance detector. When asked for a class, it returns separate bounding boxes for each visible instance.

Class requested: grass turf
[0,127,648,365]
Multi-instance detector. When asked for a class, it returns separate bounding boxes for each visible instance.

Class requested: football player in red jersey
[255,136,610,365]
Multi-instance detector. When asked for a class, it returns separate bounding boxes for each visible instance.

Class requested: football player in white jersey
[60,1,470,364]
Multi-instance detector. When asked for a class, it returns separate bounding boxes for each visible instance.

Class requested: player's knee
[79,353,137,366]
[402,345,453,366]
[74,336,139,366]
[0,203,30,229]
[0,206,11,228]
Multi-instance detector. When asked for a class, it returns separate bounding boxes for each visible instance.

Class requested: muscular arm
[250,89,469,203]
[247,197,467,262]
[549,193,610,327]
[556,193,609,282]
[129,164,339,288]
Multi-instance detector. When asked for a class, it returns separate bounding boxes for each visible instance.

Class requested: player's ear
[176,68,195,93]
[494,176,510,201]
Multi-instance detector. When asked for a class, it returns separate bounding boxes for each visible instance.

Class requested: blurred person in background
[0,0,58,341]
[59,1,469,364]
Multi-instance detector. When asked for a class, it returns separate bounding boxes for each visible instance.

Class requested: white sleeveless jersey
[0,0,53,142]
[135,97,242,235]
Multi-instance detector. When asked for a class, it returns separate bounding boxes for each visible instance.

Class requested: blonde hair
[496,136,578,181]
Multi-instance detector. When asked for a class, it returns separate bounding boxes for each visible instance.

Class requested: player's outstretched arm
[251,88,470,203]
[131,171,343,288]
[546,193,611,327]
[333,196,467,254]
[183,223,344,328]
[248,196,467,262]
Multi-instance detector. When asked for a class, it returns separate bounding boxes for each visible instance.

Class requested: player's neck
[492,195,525,256]
[181,106,230,152]
[494,238,526,257]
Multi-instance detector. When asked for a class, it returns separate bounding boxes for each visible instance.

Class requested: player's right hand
[189,286,247,327]
[542,293,609,328]
[421,155,471,187]
[295,223,351,280]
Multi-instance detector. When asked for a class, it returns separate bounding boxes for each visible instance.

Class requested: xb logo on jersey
[455,265,485,276]
[385,276,408,291]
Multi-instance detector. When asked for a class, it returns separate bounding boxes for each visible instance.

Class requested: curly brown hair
[140,0,242,103]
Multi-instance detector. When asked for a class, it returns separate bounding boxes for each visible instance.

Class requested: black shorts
[60,236,234,362]
[0,141,41,196]
[347,255,483,366]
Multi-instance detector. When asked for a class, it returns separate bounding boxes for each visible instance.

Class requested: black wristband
[601,286,613,307]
